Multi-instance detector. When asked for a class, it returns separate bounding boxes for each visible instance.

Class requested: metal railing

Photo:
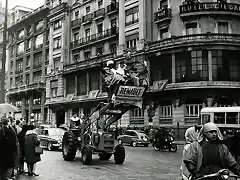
[154,8,172,22]
[82,13,93,23]
[70,27,118,48]
[93,8,105,18]
[106,2,119,13]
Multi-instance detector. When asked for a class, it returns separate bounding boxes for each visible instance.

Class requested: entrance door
[56,109,65,127]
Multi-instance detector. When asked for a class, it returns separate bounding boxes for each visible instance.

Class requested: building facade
[6,5,49,122]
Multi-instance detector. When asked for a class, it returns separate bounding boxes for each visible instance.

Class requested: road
[19,145,183,180]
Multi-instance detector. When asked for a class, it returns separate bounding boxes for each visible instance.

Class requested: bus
[200,107,240,129]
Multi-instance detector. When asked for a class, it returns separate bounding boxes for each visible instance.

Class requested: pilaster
[208,50,212,81]
[172,53,176,83]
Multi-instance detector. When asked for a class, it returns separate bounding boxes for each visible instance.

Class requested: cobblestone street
[19,145,183,180]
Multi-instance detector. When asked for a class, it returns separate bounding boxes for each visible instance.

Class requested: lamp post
[0,0,8,103]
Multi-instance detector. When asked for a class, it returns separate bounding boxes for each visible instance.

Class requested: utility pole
[0,0,8,103]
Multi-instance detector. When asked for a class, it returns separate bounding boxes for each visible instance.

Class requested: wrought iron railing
[70,27,118,49]
[82,13,93,23]
[106,2,119,13]
[154,8,172,22]
[71,18,81,27]
[93,8,105,18]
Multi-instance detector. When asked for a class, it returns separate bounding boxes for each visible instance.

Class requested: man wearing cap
[183,122,240,178]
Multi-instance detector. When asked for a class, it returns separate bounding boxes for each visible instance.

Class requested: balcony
[63,53,114,74]
[154,8,172,24]
[71,18,81,28]
[49,2,68,17]
[93,8,105,21]
[179,2,240,18]
[70,27,118,49]
[147,33,240,53]
[106,2,119,15]
[82,13,93,25]
[7,82,45,96]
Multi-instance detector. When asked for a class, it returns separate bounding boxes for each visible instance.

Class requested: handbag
[35,146,43,154]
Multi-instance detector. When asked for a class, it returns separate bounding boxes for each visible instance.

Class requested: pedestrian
[17,125,29,174]
[184,125,200,144]
[24,125,41,176]
[0,118,18,180]
[183,122,240,178]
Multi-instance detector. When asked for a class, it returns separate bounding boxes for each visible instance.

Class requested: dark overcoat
[0,125,18,174]
[24,131,41,164]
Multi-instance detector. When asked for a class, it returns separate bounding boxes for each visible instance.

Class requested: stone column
[137,0,146,51]
[86,72,90,95]
[30,24,35,84]
[99,70,102,93]
[208,50,213,81]
[47,107,52,124]
[117,0,125,55]
[75,75,77,95]
[172,53,176,83]
[40,91,45,123]
[60,17,66,71]
[21,97,26,120]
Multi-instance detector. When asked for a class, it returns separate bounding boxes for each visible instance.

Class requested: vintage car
[38,128,66,151]
[117,130,150,147]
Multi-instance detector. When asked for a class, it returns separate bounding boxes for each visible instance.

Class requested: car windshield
[48,129,65,136]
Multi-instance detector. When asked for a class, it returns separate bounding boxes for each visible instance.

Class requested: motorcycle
[152,135,177,152]
[195,169,240,180]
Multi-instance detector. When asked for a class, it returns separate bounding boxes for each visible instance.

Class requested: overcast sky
[2,0,44,9]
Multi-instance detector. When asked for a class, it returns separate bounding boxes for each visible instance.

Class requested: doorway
[56,109,65,127]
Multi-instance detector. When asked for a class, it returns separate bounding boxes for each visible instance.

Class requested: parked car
[38,128,65,151]
[117,130,150,147]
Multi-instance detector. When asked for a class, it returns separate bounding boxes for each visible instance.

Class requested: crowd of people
[0,117,42,180]
[181,123,240,180]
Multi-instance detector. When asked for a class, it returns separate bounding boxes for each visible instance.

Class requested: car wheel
[132,141,137,147]
[47,142,53,151]
[118,139,123,145]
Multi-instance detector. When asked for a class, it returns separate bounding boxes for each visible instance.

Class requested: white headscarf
[198,122,223,142]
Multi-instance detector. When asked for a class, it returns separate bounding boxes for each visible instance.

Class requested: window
[53,36,61,50]
[84,51,90,59]
[201,114,210,124]
[229,51,240,81]
[75,11,79,19]
[50,80,58,98]
[16,59,23,72]
[15,76,23,87]
[212,50,223,81]
[33,53,42,68]
[53,57,60,70]
[125,7,139,26]
[126,39,138,48]
[54,19,62,30]
[85,28,90,37]
[159,106,172,118]
[185,104,202,117]
[226,112,238,124]
[89,71,100,91]
[26,74,30,84]
[86,6,90,14]
[186,23,197,35]
[214,112,225,124]
[26,39,32,50]
[176,51,189,82]
[160,28,168,39]
[160,0,168,9]
[97,23,103,34]
[17,42,24,54]
[33,98,41,105]
[10,61,13,71]
[66,76,75,94]
[27,26,31,35]
[218,22,228,34]
[73,32,79,41]
[96,46,103,55]
[17,29,24,39]
[36,20,44,32]
[26,56,30,67]
[191,50,208,81]
[110,43,117,54]
[73,53,80,62]
[98,0,103,9]
[33,72,42,83]
[130,108,144,118]
[35,34,43,48]
[10,78,13,88]
[77,74,86,95]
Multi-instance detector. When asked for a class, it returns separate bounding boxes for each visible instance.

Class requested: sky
[2,0,45,9]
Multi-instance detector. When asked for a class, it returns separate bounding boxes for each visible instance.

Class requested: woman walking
[24,125,41,176]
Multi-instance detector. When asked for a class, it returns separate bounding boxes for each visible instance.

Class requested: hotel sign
[180,2,240,14]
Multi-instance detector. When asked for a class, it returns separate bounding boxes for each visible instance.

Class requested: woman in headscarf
[183,122,240,179]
